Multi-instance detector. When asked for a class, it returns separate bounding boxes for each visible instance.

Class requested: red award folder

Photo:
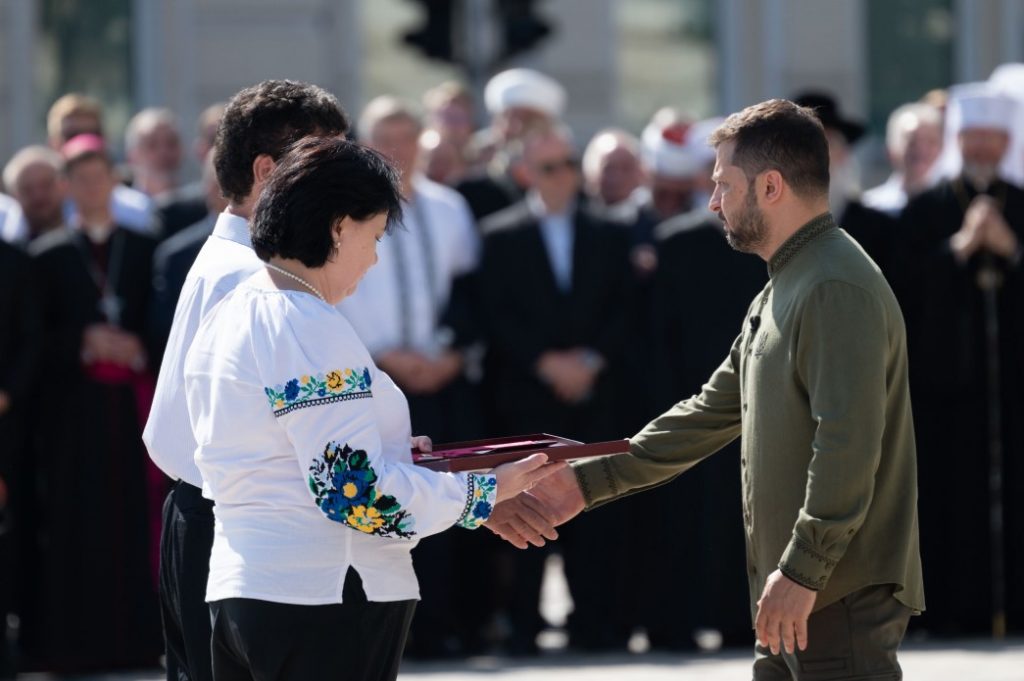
[411,433,629,472]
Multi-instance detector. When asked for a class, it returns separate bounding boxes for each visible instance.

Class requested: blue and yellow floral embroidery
[308,441,416,538]
[265,368,372,416]
[457,473,497,530]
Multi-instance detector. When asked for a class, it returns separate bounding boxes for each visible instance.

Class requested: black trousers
[210,569,416,681]
[752,584,912,681]
[159,480,215,681]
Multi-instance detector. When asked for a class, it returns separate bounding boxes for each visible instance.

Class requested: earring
[334,241,341,247]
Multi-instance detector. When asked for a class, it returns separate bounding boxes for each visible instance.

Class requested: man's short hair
[250,137,403,268]
[885,102,942,155]
[214,80,350,204]
[709,99,830,198]
[422,81,473,112]
[125,107,180,153]
[3,145,63,192]
[47,93,103,143]
[357,96,423,142]
[582,128,640,181]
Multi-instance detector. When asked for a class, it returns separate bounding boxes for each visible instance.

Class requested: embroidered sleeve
[265,368,373,417]
[264,360,473,540]
[308,441,416,538]
[456,473,498,530]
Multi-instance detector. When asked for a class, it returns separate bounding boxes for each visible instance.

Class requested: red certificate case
[411,433,629,472]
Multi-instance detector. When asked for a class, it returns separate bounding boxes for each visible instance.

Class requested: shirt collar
[527,191,575,221]
[212,210,252,249]
[767,212,836,277]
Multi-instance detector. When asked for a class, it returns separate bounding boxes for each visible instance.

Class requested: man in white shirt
[142,80,349,681]
[45,93,157,233]
[862,102,943,216]
[1,146,67,245]
[339,96,480,656]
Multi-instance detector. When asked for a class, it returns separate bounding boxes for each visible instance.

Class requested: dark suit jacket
[154,181,208,241]
[0,240,39,482]
[477,201,633,441]
[456,173,525,224]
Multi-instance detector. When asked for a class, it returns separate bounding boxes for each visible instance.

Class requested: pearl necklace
[265,262,328,303]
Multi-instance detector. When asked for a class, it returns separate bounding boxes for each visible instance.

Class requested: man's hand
[486,493,560,549]
[537,351,599,404]
[0,390,10,417]
[952,197,991,263]
[527,464,585,526]
[982,207,1020,259]
[755,569,817,655]
[410,435,432,453]
[489,464,585,547]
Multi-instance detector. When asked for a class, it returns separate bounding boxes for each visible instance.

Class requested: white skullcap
[484,68,567,117]
[641,118,720,179]
[955,84,1018,132]
[932,81,1024,184]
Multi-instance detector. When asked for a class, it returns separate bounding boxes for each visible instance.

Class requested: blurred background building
[2,0,1022,178]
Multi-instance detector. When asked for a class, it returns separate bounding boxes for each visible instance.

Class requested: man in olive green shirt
[489,99,924,680]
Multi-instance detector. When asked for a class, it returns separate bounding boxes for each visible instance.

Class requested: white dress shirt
[184,280,497,604]
[862,173,908,216]
[0,193,21,244]
[143,211,262,487]
[529,192,575,293]
[337,175,478,356]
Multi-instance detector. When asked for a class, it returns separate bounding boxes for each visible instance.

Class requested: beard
[961,161,1000,191]
[722,189,768,253]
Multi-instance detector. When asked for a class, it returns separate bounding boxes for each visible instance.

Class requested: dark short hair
[214,80,350,204]
[709,99,830,198]
[251,137,404,267]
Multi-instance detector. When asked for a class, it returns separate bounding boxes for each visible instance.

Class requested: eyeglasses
[535,158,579,176]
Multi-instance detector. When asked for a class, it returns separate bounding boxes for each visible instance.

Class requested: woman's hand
[492,453,566,504]
[411,435,432,452]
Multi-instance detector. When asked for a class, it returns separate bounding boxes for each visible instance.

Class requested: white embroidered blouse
[184,277,497,605]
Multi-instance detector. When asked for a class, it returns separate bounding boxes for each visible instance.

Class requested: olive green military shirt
[574,213,925,619]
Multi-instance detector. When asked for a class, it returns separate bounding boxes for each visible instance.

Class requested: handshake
[483,455,587,549]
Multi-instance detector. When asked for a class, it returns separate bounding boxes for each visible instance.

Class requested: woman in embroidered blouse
[184,137,558,681]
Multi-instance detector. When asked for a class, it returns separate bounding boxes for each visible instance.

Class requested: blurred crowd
[1,63,1024,675]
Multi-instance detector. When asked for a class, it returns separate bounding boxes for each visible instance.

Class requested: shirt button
[742,402,748,412]
[741,457,746,467]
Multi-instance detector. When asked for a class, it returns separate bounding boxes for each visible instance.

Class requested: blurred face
[419,131,466,186]
[136,122,183,174]
[57,113,101,146]
[430,101,474,148]
[824,127,850,171]
[524,134,580,211]
[593,146,642,205]
[12,162,65,231]
[368,117,421,182]
[66,156,117,217]
[497,107,550,142]
[330,212,389,301]
[709,141,767,254]
[650,174,696,220]
[959,128,1010,173]
[901,120,942,190]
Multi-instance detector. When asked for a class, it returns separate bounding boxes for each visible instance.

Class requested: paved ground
[18,638,1024,681]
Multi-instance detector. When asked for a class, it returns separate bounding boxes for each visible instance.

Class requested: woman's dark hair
[214,80,350,204]
[251,137,404,267]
